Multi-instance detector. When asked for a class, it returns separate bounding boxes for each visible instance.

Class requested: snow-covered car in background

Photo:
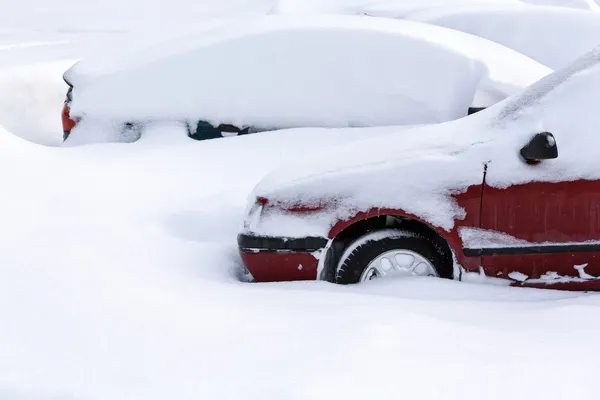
[398,3,600,69]
[61,14,550,142]
[239,46,600,291]
[273,0,600,15]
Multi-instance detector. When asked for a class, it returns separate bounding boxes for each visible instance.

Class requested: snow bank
[249,46,600,236]
[68,15,549,131]
[403,4,600,69]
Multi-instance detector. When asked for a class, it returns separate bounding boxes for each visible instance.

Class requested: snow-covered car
[61,14,550,142]
[238,45,600,291]
[274,0,600,15]
[398,3,600,69]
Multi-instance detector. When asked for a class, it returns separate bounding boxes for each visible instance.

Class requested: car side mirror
[519,132,558,163]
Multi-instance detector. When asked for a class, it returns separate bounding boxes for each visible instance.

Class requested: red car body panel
[240,251,320,282]
[479,179,600,288]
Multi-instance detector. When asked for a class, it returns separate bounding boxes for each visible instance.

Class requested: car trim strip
[463,243,600,257]
[238,234,328,252]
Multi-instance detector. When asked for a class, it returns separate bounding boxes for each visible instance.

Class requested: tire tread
[335,230,452,284]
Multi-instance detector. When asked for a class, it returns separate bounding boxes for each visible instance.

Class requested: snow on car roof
[249,46,600,236]
[67,14,549,130]
[402,3,600,69]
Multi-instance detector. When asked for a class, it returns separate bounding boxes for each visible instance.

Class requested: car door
[478,177,600,281]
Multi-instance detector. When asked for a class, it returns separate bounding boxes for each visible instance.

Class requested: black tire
[335,229,452,284]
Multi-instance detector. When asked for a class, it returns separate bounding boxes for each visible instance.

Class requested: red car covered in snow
[238,46,600,291]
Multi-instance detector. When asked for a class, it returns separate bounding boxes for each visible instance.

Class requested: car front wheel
[335,229,451,284]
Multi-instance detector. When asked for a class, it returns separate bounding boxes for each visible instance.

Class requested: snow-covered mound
[67,15,550,133]
[401,4,600,69]
[250,45,600,235]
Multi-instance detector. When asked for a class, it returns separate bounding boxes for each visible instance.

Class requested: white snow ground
[2,1,600,399]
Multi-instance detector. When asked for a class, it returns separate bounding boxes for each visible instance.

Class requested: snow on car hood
[67,14,549,129]
[250,46,600,236]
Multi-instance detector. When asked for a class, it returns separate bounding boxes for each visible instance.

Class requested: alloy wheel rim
[360,249,438,282]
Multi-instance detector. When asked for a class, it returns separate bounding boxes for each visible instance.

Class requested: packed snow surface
[66,15,550,131]
[251,46,600,235]
[3,2,600,399]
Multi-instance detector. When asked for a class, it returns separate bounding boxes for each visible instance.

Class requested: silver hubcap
[360,249,438,282]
